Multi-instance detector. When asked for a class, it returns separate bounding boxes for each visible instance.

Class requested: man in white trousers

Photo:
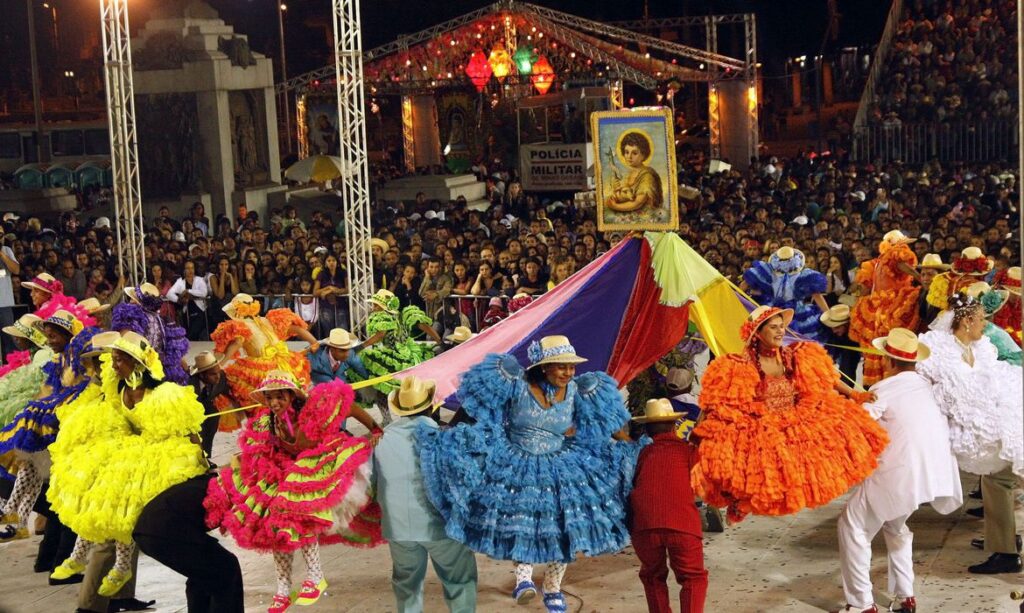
[834,328,963,613]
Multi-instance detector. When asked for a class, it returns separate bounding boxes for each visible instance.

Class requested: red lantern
[465,50,492,92]
[531,55,554,95]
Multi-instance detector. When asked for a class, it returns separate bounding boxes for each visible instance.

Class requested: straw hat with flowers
[251,370,308,401]
[526,335,588,369]
[740,306,794,346]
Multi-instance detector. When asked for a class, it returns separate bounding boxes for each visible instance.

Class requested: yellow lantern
[487,44,514,80]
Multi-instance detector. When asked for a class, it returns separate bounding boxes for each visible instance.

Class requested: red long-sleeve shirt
[629,432,703,537]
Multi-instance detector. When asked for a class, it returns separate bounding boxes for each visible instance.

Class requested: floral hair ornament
[527,335,588,369]
[111,331,165,382]
[222,293,260,319]
[951,246,993,276]
[965,281,1009,318]
[41,310,84,337]
[741,305,795,345]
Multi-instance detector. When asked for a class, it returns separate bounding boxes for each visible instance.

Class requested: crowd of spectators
[0,145,1017,349]
[868,0,1018,125]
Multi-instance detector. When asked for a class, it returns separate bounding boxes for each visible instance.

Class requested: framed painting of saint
[591,108,678,232]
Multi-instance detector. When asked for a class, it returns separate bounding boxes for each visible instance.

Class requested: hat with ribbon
[871,328,930,362]
[368,289,399,314]
[222,293,261,319]
[124,282,160,304]
[77,297,111,315]
[632,398,682,424]
[3,314,46,348]
[190,350,224,375]
[999,266,1021,296]
[370,238,389,254]
[768,246,805,274]
[951,246,993,275]
[527,335,588,369]
[21,273,63,295]
[252,370,308,401]
[387,376,438,416]
[741,306,794,345]
[917,253,950,271]
[81,331,121,358]
[965,281,1009,318]
[322,328,360,350]
[110,331,166,380]
[41,310,85,338]
[819,304,852,328]
[445,326,475,344]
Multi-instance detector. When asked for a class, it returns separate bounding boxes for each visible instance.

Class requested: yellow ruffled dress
[47,355,207,544]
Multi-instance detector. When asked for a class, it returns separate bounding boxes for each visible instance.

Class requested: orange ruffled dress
[211,309,312,431]
[849,243,920,385]
[691,342,888,521]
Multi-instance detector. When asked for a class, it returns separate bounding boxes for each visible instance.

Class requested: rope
[202,373,397,421]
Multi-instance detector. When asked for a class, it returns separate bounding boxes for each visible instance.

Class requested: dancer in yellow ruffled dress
[211,294,318,431]
[47,332,207,597]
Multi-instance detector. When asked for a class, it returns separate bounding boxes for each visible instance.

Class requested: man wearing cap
[835,329,961,613]
[820,305,860,383]
[189,351,238,458]
[0,230,18,359]
[309,328,368,385]
[373,376,477,613]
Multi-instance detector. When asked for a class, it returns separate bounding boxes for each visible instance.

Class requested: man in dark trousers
[189,351,237,458]
[820,304,860,384]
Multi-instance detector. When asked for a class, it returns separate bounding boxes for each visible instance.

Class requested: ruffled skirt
[0,381,89,479]
[204,439,382,552]
[692,395,888,519]
[850,285,920,384]
[417,423,637,564]
[354,340,436,393]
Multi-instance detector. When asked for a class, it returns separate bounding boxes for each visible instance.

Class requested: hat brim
[746,308,795,345]
[367,298,398,314]
[81,347,111,359]
[1006,285,1022,296]
[387,384,438,416]
[631,413,683,424]
[2,325,25,338]
[983,289,1011,317]
[870,337,930,362]
[953,262,994,275]
[445,334,476,343]
[819,313,851,328]
[85,303,112,314]
[527,355,589,369]
[21,281,52,293]
[251,383,307,401]
[917,263,951,271]
[321,340,361,350]
[190,358,225,375]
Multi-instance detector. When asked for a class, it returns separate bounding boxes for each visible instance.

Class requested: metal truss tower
[331,0,375,331]
[99,0,145,287]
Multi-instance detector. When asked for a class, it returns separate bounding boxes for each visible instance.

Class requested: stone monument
[131,0,285,222]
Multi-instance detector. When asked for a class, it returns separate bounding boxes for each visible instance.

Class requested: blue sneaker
[512,580,537,605]
[543,591,567,612]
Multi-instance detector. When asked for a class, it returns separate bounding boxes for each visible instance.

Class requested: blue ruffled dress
[417,354,637,564]
[744,259,828,341]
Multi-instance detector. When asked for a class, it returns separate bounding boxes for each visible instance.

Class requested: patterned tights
[3,463,42,529]
[273,543,324,597]
[68,537,135,574]
[514,561,568,593]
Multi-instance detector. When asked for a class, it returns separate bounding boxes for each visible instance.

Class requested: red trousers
[632,529,707,613]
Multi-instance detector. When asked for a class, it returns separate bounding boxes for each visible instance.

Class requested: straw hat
[776,246,797,260]
[871,328,930,362]
[445,326,475,344]
[110,331,165,379]
[251,370,307,401]
[370,238,389,254]
[368,289,399,314]
[882,230,915,245]
[322,328,360,350]
[21,272,61,294]
[965,281,1010,317]
[3,314,42,339]
[952,246,993,275]
[189,350,224,375]
[665,368,694,392]
[40,310,84,337]
[81,331,121,358]
[526,335,588,369]
[387,376,438,416]
[1000,266,1021,296]
[917,253,950,271]
[222,293,259,318]
[124,282,160,304]
[632,398,681,424]
[77,297,111,314]
[741,306,794,345]
[819,304,851,328]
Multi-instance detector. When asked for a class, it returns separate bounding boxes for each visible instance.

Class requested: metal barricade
[851,119,1020,164]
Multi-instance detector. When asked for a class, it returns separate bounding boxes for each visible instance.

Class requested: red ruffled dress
[849,243,920,385]
[203,380,383,552]
[211,309,312,431]
[691,342,889,521]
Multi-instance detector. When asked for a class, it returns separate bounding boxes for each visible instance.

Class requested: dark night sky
[0,0,887,94]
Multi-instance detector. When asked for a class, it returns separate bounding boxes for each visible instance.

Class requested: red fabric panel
[607,239,691,385]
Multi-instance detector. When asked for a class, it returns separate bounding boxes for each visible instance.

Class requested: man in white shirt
[168,261,209,340]
[0,235,19,358]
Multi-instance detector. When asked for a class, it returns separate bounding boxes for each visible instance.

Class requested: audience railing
[850,119,1020,164]
[851,0,905,142]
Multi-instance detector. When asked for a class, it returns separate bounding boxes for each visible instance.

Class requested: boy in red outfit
[630,398,707,613]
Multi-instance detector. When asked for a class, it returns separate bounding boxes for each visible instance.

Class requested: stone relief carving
[136,93,200,198]
[218,37,257,68]
[229,91,269,187]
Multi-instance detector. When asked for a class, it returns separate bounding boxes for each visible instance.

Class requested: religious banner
[591,108,679,232]
[519,143,591,192]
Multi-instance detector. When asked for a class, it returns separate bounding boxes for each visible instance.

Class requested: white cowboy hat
[952,246,993,275]
[445,326,476,344]
[527,335,588,369]
[632,398,682,424]
[81,331,121,358]
[871,328,930,362]
[190,350,224,375]
[322,328,360,350]
[917,253,950,271]
[77,297,111,314]
[665,368,694,392]
[387,376,438,416]
[819,304,851,328]
[251,370,308,401]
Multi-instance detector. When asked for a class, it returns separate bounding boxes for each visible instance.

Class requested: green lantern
[513,46,536,75]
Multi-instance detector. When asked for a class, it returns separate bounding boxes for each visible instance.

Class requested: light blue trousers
[389,538,478,613]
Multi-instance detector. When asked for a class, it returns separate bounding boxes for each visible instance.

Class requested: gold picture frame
[591,108,679,232]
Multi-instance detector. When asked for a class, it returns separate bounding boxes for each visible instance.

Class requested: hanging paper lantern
[487,44,513,80]
[513,45,537,75]
[465,50,492,92]
[531,55,554,95]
